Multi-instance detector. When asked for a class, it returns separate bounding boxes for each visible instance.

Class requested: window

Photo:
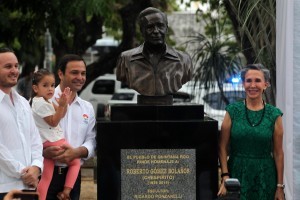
[111,93,135,100]
[92,80,115,94]
[173,92,195,103]
[203,91,245,110]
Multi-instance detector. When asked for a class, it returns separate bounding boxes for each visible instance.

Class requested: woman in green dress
[217,64,285,200]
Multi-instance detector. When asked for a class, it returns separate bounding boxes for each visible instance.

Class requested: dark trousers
[46,166,81,200]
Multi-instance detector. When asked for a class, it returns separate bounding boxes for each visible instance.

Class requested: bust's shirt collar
[129,43,180,61]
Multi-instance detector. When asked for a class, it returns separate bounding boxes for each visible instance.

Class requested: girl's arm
[43,104,67,127]
[43,87,71,127]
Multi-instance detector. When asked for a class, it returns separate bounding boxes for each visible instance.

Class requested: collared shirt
[0,89,43,193]
[116,43,193,96]
[32,97,64,143]
[53,86,96,165]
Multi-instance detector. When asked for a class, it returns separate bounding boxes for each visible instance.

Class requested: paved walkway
[80,168,97,200]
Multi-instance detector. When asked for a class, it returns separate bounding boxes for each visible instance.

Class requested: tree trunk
[223,0,276,105]
[83,0,153,91]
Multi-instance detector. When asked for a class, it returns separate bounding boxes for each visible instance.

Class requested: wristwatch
[277,183,285,189]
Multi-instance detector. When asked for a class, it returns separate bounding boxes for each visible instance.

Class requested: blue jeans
[46,166,81,200]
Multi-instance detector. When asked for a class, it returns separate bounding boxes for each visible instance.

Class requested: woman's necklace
[245,98,265,127]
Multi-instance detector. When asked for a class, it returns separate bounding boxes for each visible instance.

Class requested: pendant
[245,99,266,127]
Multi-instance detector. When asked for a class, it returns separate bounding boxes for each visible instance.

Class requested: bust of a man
[116,7,193,97]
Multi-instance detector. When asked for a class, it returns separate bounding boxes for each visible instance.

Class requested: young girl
[30,69,80,200]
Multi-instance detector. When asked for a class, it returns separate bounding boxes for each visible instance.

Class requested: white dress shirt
[32,97,64,143]
[0,89,43,193]
[53,86,96,165]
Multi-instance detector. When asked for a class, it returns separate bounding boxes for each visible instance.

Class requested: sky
[176,0,209,12]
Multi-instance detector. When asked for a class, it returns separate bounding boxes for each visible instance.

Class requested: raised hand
[55,87,72,108]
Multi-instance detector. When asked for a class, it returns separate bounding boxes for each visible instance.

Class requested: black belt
[54,166,69,175]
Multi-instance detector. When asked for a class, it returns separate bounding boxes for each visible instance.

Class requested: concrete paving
[80,168,97,200]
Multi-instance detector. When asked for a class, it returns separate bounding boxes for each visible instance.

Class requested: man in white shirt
[0,47,43,199]
[43,54,96,200]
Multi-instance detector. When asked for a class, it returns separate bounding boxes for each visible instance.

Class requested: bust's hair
[240,63,271,83]
[138,7,168,29]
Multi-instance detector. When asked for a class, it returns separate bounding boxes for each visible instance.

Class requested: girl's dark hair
[29,68,54,105]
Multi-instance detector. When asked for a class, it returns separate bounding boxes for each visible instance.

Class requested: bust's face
[142,13,168,46]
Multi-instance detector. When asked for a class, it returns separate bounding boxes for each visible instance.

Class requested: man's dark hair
[57,54,86,74]
[0,47,14,54]
[138,7,168,30]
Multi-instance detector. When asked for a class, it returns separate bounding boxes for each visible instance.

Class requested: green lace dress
[226,101,283,200]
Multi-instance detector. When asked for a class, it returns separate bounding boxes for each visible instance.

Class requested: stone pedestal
[97,104,218,200]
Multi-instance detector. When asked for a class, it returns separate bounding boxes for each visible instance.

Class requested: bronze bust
[116,7,193,97]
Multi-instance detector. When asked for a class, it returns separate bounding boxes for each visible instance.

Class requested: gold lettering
[148,180,159,185]
[157,154,179,159]
[168,167,190,174]
[150,160,175,164]
[154,194,183,199]
[147,189,169,193]
[179,154,189,159]
[134,194,155,199]
[142,175,175,180]
[137,160,150,164]
[126,168,149,174]
[150,168,167,174]
[158,180,170,185]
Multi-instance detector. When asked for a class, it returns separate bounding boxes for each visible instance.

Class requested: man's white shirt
[53,86,96,166]
[0,89,43,193]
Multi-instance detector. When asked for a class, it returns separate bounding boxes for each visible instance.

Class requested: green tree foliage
[0,0,104,73]
[223,0,276,104]
[84,0,177,88]
[0,0,176,87]
[188,3,243,105]
[187,0,275,104]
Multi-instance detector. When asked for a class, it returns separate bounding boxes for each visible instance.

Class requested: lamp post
[43,28,53,72]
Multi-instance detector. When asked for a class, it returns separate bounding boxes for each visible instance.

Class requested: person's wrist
[77,146,88,158]
[33,166,41,173]
[58,104,67,109]
[221,172,230,178]
[277,183,285,189]
[221,177,229,183]
[31,166,41,178]
[220,172,230,183]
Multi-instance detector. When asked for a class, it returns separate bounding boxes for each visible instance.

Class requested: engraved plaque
[121,149,196,200]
